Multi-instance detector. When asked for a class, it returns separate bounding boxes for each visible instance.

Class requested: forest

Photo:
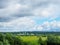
[0,33,60,45]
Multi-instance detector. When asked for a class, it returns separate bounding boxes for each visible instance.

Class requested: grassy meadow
[20,36,39,45]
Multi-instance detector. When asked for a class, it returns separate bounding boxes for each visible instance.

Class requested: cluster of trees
[0,33,24,45]
[0,33,60,45]
[39,35,60,45]
[47,35,60,45]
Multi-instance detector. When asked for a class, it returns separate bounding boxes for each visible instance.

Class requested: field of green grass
[16,36,47,45]
[21,36,39,45]
[16,35,60,45]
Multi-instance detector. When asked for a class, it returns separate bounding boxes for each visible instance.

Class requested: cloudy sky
[0,0,60,32]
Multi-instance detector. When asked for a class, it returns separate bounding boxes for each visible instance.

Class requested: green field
[16,35,60,45]
[16,36,47,45]
[21,36,39,45]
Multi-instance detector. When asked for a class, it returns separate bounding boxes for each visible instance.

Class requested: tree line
[0,33,60,45]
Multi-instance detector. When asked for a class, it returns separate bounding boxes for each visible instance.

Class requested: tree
[3,39,10,45]
[0,33,5,42]
[0,41,3,45]
[47,35,60,45]
[5,33,14,45]
[14,36,23,45]
[38,37,47,45]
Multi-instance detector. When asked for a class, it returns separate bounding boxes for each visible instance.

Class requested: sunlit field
[20,36,39,45]
[16,35,47,45]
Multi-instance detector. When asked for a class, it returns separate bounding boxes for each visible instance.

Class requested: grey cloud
[12,8,33,17]
[0,0,9,9]
[0,0,60,22]
[13,13,32,17]
[0,0,60,32]
[0,17,12,22]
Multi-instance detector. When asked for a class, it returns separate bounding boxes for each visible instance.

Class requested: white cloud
[36,21,60,31]
[0,0,60,22]
[37,25,43,31]
[0,18,60,32]
[0,2,29,17]
[0,17,36,32]
[33,4,59,18]
[0,0,60,18]
[0,0,60,32]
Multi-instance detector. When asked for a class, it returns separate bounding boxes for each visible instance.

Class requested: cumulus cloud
[0,0,60,22]
[33,3,60,18]
[0,0,31,22]
[0,17,36,32]
[0,0,60,32]
[36,21,60,32]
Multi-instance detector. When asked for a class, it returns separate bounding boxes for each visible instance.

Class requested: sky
[0,0,60,32]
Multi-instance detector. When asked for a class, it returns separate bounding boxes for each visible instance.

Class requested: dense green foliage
[47,35,60,45]
[0,33,60,45]
[0,33,23,45]
[38,35,60,45]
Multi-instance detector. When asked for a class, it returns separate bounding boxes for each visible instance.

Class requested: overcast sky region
[0,0,60,32]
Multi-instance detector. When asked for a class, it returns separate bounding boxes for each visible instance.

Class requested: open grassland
[21,36,39,45]
[16,36,47,45]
